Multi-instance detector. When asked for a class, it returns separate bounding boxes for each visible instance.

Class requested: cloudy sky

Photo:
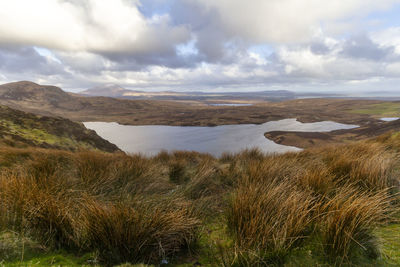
[1,0,400,93]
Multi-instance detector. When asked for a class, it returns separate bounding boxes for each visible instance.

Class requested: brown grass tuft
[320,187,394,261]
[80,197,199,264]
[227,179,316,262]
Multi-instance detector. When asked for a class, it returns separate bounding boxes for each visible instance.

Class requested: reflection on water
[208,103,253,106]
[380,117,399,122]
[84,119,358,156]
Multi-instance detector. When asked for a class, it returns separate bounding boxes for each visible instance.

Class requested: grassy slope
[0,105,119,152]
[350,102,400,117]
[0,133,399,266]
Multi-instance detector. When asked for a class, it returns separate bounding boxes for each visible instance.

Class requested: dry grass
[320,187,394,261]
[320,142,398,191]
[0,134,399,266]
[0,148,200,265]
[222,138,400,265]
[227,181,316,263]
[80,197,199,264]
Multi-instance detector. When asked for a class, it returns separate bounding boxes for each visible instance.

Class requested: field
[350,102,400,117]
[1,132,400,266]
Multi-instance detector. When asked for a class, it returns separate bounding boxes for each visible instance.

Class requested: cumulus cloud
[187,0,400,43]
[0,46,65,75]
[0,0,190,55]
[371,27,400,54]
[1,0,400,92]
[340,34,396,61]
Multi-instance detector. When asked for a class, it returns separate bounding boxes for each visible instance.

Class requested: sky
[0,0,400,93]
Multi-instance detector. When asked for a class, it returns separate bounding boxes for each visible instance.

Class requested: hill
[0,104,119,152]
[80,84,301,102]
[0,81,382,128]
[80,84,134,97]
[0,81,85,115]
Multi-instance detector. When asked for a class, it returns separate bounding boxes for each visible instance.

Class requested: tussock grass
[0,148,200,265]
[0,134,400,266]
[320,142,397,191]
[227,181,316,263]
[320,187,394,262]
[221,138,400,265]
[80,197,199,264]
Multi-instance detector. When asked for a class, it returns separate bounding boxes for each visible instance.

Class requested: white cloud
[191,0,400,43]
[386,62,400,75]
[0,0,189,54]
[371,27,400,54]
[278,47,331,76]
[1,0,400,93]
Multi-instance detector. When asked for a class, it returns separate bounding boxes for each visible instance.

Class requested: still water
[208,103,253,106]
[380,117,399,122]
[84,119,358,156]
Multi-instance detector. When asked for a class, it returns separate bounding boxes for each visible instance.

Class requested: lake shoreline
[84,119,358,156]
[265,118,400,149]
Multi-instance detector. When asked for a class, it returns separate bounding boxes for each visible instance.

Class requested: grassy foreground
[1,133,400,266]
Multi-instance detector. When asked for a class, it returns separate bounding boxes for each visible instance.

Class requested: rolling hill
[0,81,381,128]
[0,104,119,152]
[80,83,134,97]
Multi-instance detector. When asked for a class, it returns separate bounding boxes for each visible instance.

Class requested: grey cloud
[0,46,66,75]
[340,34,396,61]
[100,49,200,70]
[310,42,332,55]
[170,0,241,64]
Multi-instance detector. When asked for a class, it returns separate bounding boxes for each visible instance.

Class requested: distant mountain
[81,84,135,97]
[80,84,194,99]
[80,84,301,101]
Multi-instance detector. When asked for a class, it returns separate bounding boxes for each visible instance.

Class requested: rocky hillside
[0,104,119,152]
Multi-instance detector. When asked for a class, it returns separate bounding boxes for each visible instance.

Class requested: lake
[380,117,399,122]
[84,119,358,157]
[208,103,253,107]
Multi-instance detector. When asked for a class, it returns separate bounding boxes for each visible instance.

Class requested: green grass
[283,223,400,267]
[3,223,400,267]
[375,223,400,265]
[350,102,400,117]
[0,119,97,150]
[0,231,98,267]
[0,105,119,152]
